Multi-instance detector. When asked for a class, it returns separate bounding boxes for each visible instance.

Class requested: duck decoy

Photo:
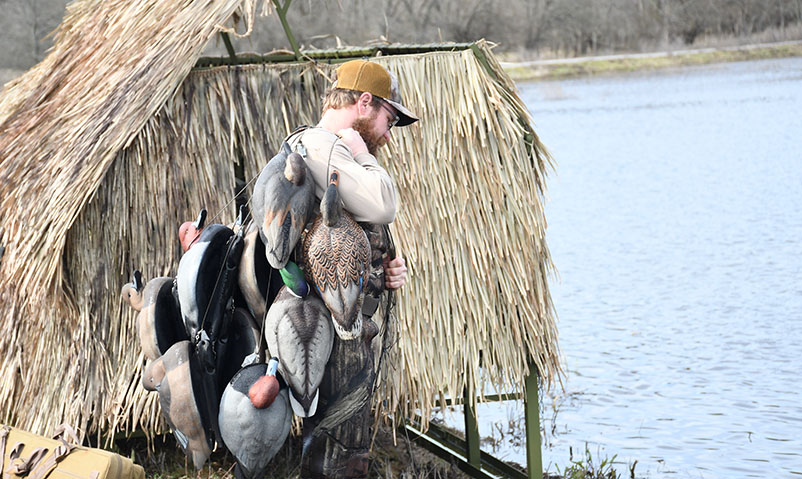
[302,171,371,340]
[179,209,207,252]
[264,286,334,417]
[252,143,315,270]
[218,358,292,479]
[176,221,245,445]
[216,306,265,393]
[121,270,185,361]
[237,224,284,319]
[142,340,212,469]
[176,223,242,344]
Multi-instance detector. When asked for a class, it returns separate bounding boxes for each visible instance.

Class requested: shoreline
[501,40,802,81]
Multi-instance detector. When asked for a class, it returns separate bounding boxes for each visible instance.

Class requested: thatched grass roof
[0,0,560,440]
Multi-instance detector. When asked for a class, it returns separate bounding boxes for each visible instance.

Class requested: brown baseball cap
[334,60,419,127]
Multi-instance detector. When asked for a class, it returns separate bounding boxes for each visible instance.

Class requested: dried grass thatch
[0,0,559,440]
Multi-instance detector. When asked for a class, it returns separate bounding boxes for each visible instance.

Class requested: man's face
[353,100,398,156]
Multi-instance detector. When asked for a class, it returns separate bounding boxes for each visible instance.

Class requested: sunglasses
[378,100,400,130]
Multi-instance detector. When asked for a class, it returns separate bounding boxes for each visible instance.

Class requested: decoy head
[320,171,341,227]
[279,261,309,298]
[179,209,207,252]
[120,270,144,311]
[248,358,280,409]
[284,152,307,185]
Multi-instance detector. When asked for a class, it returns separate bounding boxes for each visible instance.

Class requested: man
[286,59,416,290]
[287,59,417,478]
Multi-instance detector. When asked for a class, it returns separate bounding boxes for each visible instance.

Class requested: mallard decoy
[252,144,315,270]
[218,358,291,479]
[179,209,207,252]
[141,340,212,469]
[302,171,371,340]
[120,270,185,361]
[237,224,284,319]
[264,286,334,417]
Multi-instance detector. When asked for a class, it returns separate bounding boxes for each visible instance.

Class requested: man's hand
[384,256,407,290]
[337,128,369,155]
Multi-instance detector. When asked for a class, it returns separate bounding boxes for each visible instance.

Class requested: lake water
[441,57,802,478]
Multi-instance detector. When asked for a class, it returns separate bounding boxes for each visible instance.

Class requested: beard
[352,112,386,156]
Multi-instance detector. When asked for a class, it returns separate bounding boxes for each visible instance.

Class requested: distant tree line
[253,0,802,55]
[3,0,802,71]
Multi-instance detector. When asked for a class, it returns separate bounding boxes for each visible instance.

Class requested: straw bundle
[0,0,559,437]
[0,0,271,437]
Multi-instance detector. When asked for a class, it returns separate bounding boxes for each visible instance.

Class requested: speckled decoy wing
[264,287,334,417]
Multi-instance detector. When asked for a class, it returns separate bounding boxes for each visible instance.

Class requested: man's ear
[358,92,373,114]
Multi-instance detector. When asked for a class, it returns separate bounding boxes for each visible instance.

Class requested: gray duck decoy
[252,143,315,270]
[302,170,371,340]
[218,357,292,479]
[264,286,334,417]
[121,270,185,361]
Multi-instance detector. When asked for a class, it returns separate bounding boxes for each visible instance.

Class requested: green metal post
[524,365,543,479]
[220,32,237,59]
[272,0,301,60]
[463,387,481,468]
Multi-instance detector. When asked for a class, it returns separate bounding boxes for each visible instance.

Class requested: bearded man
[286,60,418,478]
[286,59,416,290]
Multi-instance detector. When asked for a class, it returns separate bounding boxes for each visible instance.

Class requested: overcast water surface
[442,56,802,479]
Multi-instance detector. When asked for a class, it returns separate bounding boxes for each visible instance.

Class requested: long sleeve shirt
[286,127,397,224]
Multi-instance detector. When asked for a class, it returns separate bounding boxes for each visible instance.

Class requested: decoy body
[179,209,207,252]
[264,286,334,417]
[142,340,212,470]
[218,358,291,479]
[238,225,284,319]
[176,222,245,445]
[120,270,185,361]
[252,143,315,270]
[176,223,241,342]
[302,171,371,340]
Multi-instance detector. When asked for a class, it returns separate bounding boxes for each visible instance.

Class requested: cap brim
[385,98,419,127]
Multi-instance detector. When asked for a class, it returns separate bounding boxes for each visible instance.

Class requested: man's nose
[383,130,391,142]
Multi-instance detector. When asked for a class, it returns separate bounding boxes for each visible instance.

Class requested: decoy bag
[0,424,144,479]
